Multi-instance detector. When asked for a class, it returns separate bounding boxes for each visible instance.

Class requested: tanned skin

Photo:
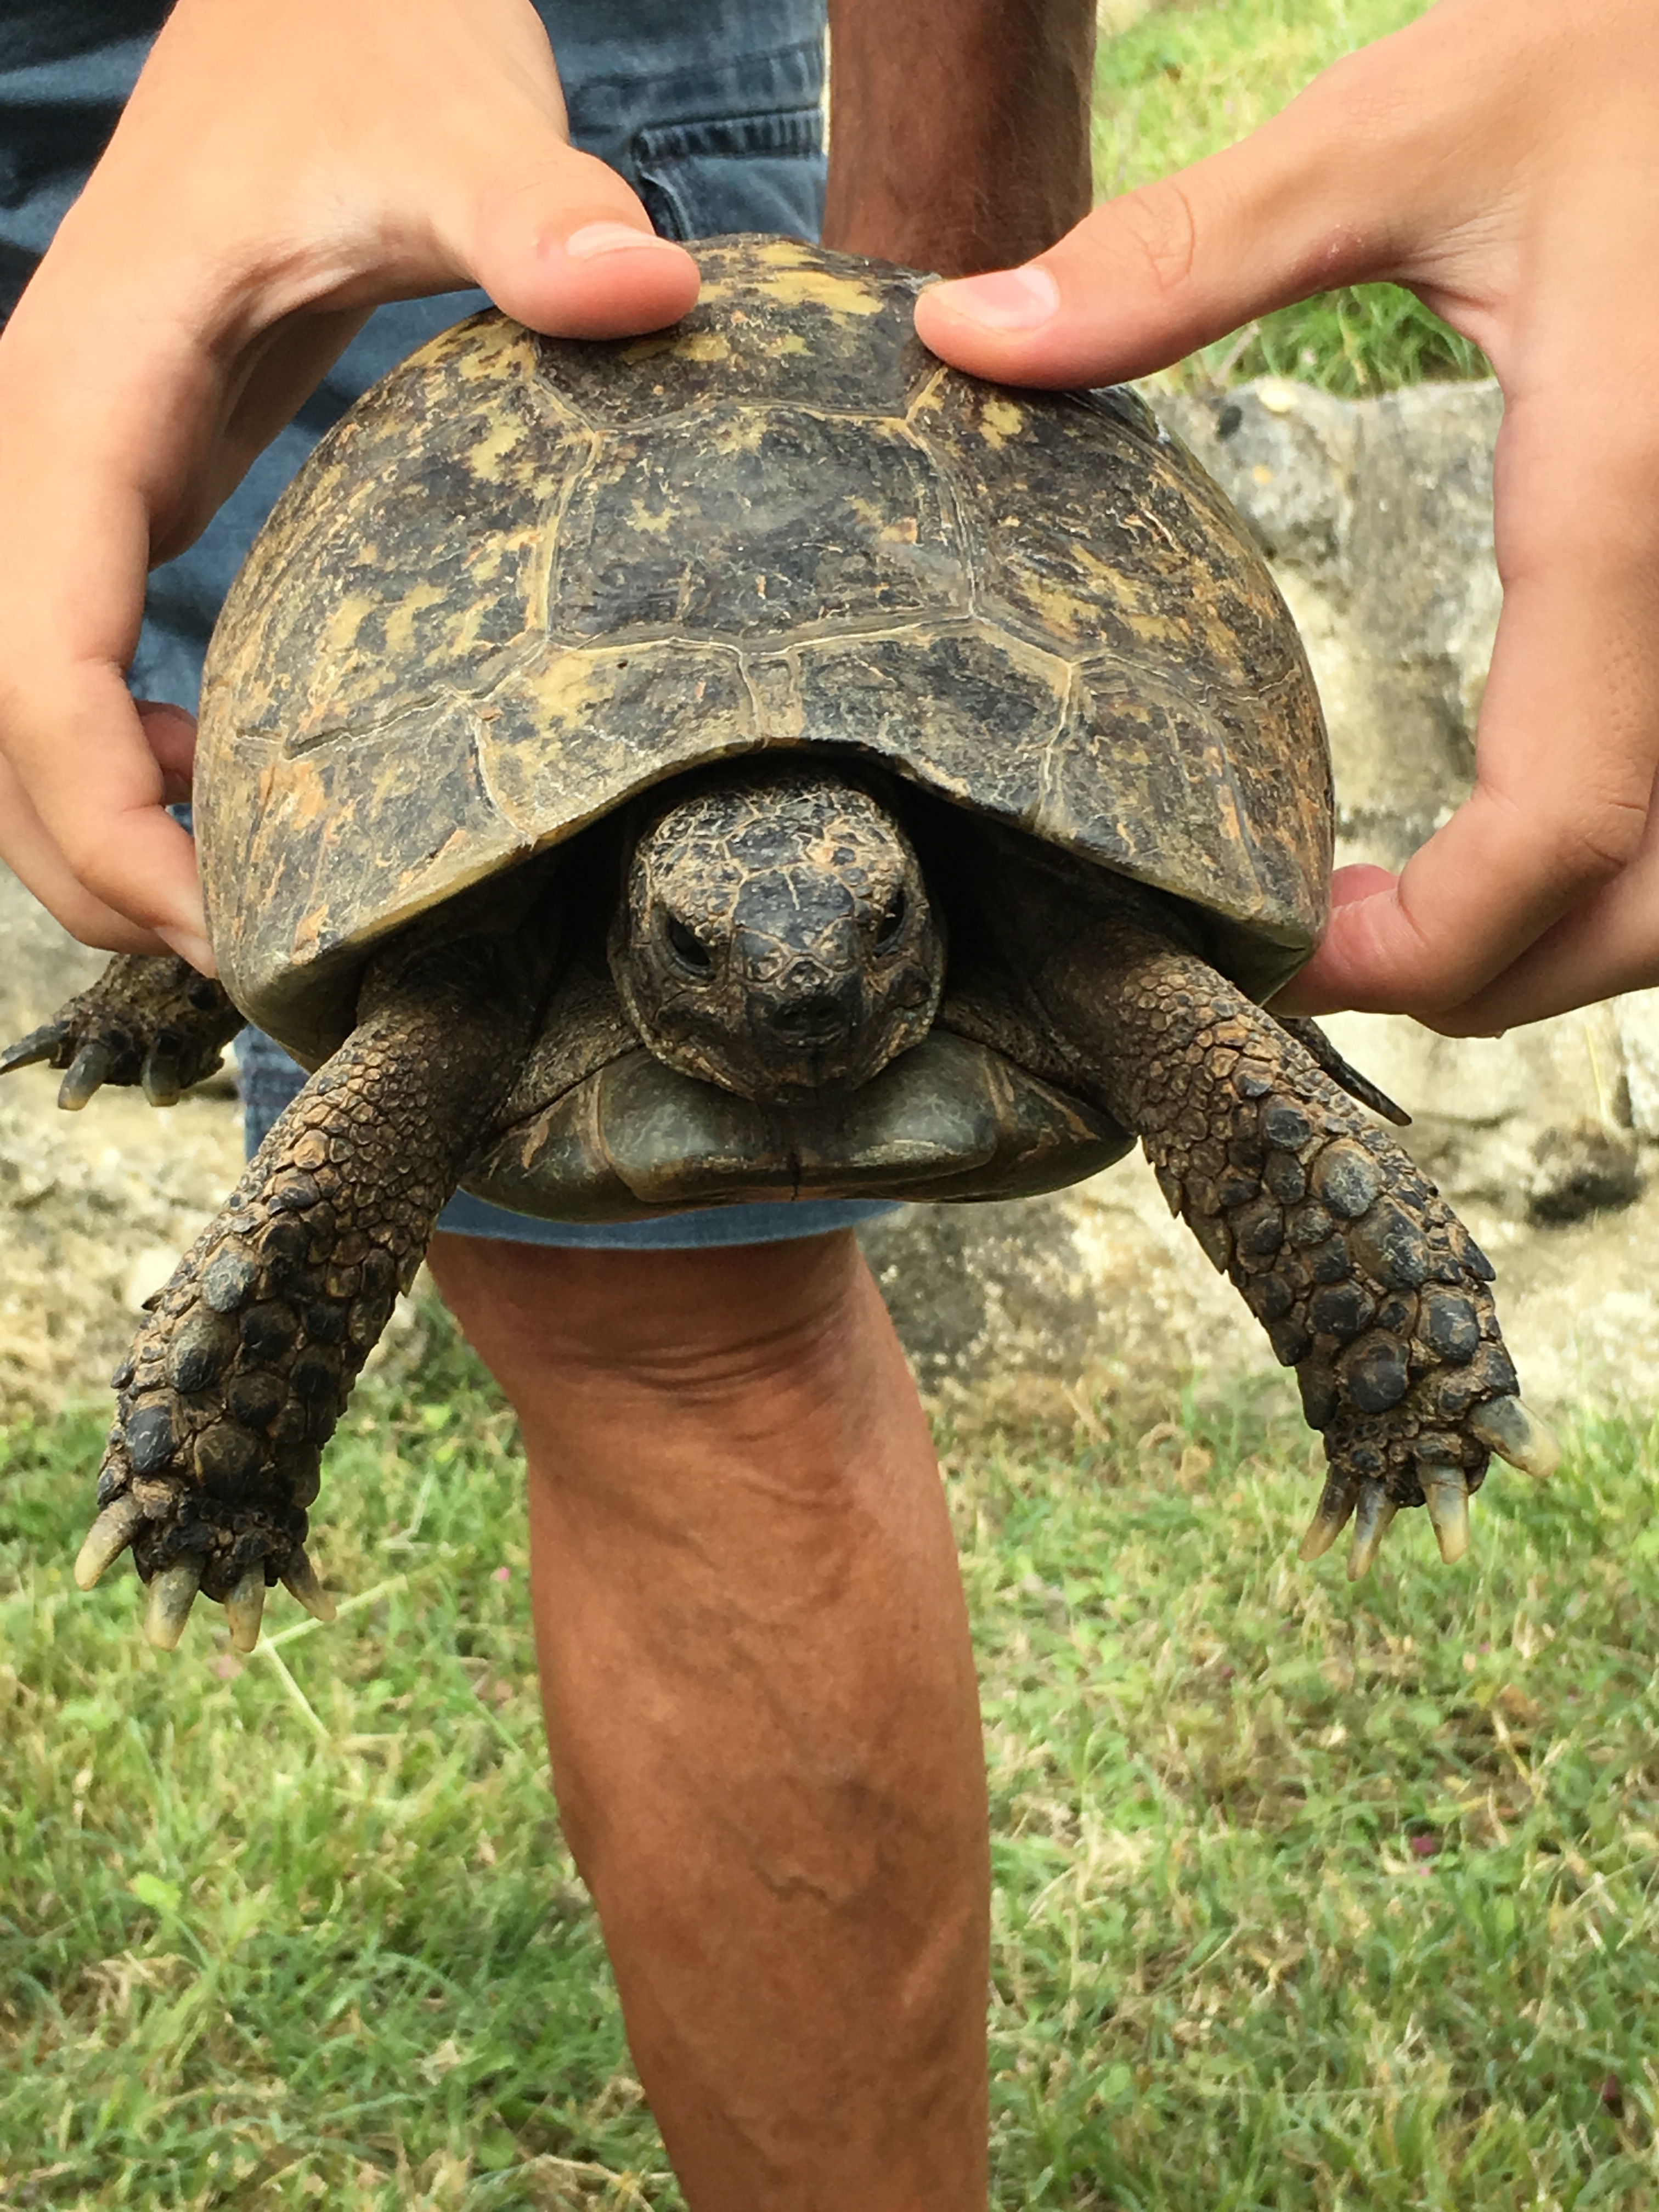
[825,0,1096,273]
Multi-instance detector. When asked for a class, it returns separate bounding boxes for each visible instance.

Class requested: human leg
[426,1228,989,2212]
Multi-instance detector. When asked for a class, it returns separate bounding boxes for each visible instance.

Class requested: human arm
[822,0,1097,275]
[0,0,698,969]
[913,0,1659,1034]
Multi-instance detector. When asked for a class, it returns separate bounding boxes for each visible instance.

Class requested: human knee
[426,1226,882,1413]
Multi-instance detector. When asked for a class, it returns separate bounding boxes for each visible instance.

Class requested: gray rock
[0,863,104,1047]
[1526,1124,1644,1228]
[1157,376,1505,867]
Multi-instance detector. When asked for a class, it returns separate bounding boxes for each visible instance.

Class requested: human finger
[0,312,215,964]
[1384,767,1659,1037]
[135,701,198,806]
[0,0,701,954]
[1283,363,1659,1023]
[0,751,179,956]
[911,35,1436,386]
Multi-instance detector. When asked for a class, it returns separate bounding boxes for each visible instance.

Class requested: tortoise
[2,235,1556,1656]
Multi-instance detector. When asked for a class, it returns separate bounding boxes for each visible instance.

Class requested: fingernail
[159,925,217,978]
[563,221,684,262]
[930,264,1060,333]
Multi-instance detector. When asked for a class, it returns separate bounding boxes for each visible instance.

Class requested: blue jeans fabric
[2,2,895,1249]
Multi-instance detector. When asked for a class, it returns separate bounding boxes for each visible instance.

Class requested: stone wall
[4,375,1657,1428]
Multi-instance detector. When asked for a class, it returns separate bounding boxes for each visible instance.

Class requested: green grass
[4,1317,1658,2207]
[1093,0,1491,394]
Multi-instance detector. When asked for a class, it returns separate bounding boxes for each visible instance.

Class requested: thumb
[914,54,1415,386]
[453,136,700,342]
[1271,864,1400,1015]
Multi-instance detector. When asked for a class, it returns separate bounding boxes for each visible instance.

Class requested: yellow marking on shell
[467,411,534,484]
[321,590,381,659]
[618,326,732,369]
[698,242,886,321]
[627,499,679,538]
[452,320,541,384]
[470,519,548,590]
[768,331,810,356]
[381,582,447,659]
[904,370,950,424]
[675,329,733,365]
[710,411,774,457]
[501,648,618,731]
[440,595,499,661]
[754,264,887,318]
[978,397,1028,451]
[1024,534,1193,655]
[464,531,516,584]
[849,495,921,546]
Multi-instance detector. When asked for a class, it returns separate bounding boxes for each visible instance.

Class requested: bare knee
[424,1228,927,1528]
[428,1227,876,1399]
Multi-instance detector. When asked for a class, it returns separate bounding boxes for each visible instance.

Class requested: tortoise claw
[1277,1016,1411,1127]
[1468,1395,1559,1480]
[1421,1469,1471,1564]
[58,1040,116,1111]
[225,1568,268,1654]
[1299,1471,1361,1561]
[281,1553,337,1624]
[144,1558,204,1651]
[74,1496,146,1589]
[0,1022,64,1077]
[142,1040,184,1108]
[1346,1481,1398,1582]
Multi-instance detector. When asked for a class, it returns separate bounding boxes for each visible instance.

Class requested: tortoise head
[611,761,943,1105]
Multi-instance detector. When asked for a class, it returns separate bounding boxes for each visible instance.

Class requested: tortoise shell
[196,235,1330,1069]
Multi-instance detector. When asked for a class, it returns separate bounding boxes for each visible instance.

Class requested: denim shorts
[2,1,894,1250]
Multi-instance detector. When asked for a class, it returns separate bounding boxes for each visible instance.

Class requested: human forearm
[822,0,1095,275]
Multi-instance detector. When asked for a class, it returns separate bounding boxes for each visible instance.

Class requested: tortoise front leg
[976,843,1557,1578]
[76,936,537,1652]
[1063,929,1556,1572]
[1,952,243,1107]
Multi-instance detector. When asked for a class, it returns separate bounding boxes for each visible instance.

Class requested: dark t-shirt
[2,4,162,71]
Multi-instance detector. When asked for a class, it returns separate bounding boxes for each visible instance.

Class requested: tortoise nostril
[767,993,851,1046]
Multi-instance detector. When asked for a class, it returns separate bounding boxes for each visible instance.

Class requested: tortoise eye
[666,915,714,973]
[874,888,907,951]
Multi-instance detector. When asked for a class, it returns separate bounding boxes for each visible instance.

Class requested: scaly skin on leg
[0,952,243,1107]
[76,938,539,1650]
[427,1230,990,2212]
[1047,921,1555,1571]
